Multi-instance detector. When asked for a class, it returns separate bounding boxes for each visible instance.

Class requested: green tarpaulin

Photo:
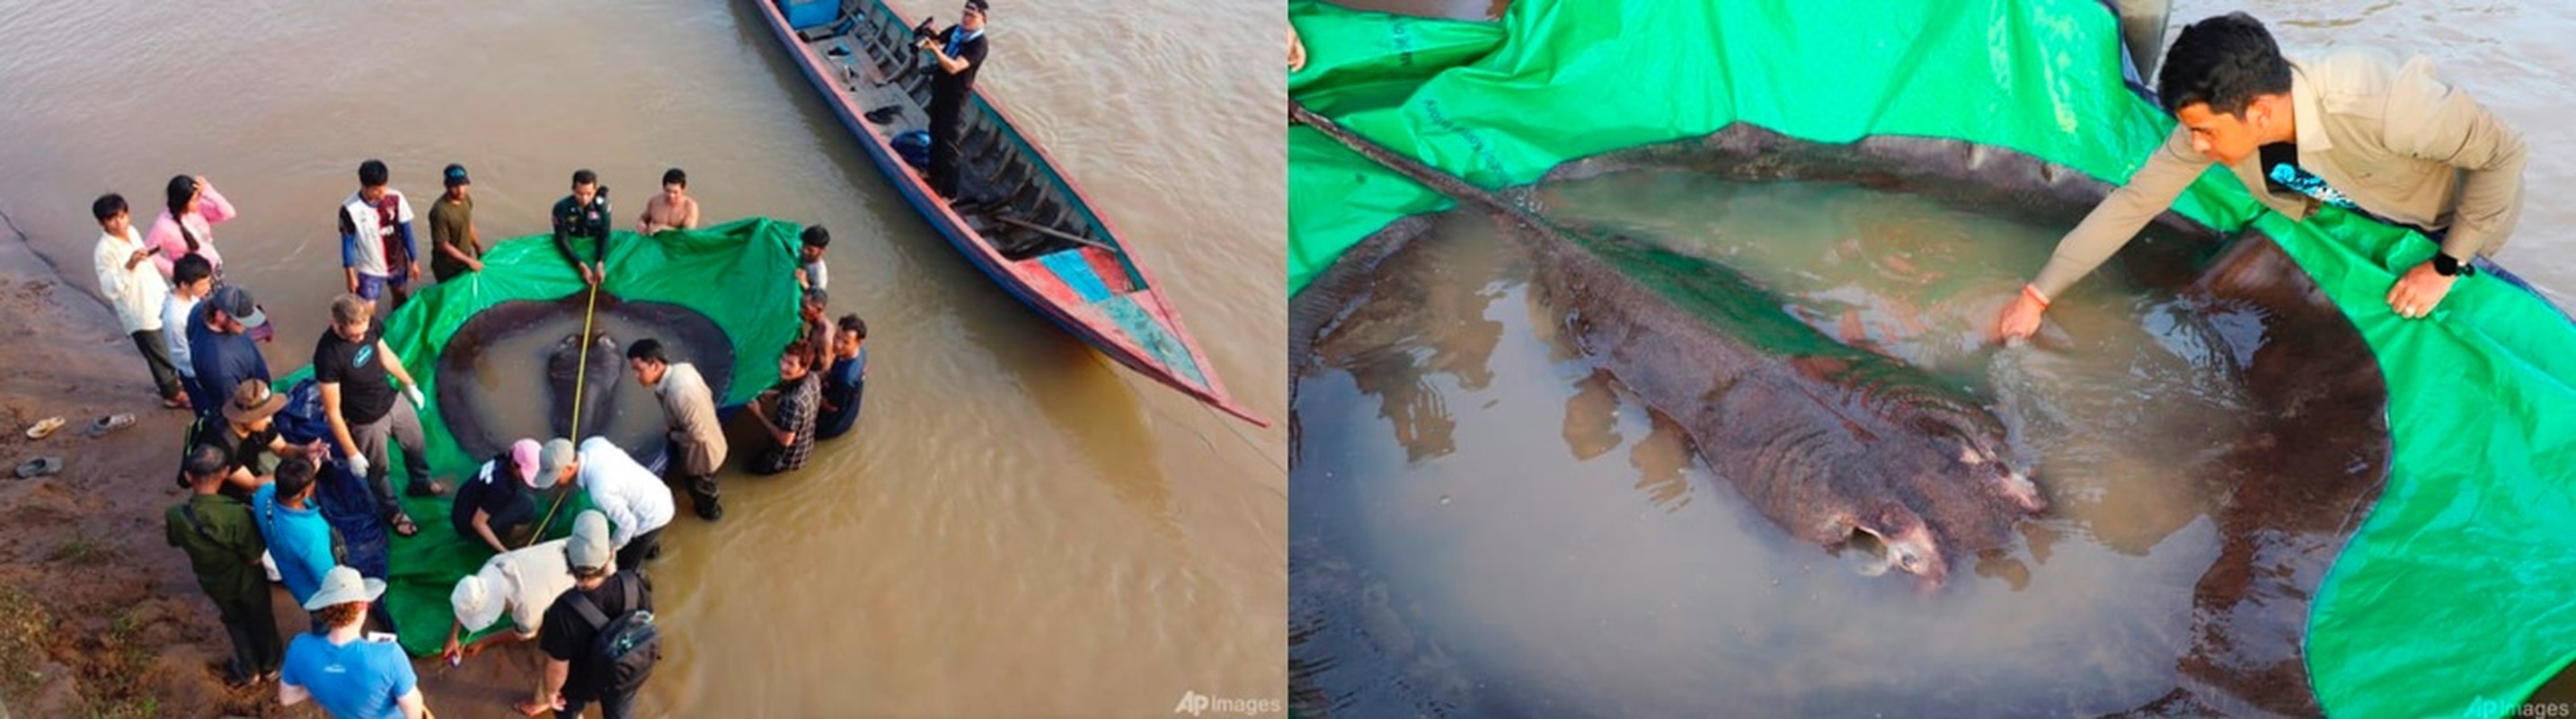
[1286,0,2576,715]
[277,217,805,656]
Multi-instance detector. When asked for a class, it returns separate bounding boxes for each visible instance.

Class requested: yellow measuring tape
[521,280,602,549]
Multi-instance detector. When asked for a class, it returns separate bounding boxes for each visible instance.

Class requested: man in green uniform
[553,169,615,286]
[164,443,281,687]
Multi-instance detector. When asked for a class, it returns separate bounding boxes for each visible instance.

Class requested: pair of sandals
[22,413,132,441]
[14,415,138,478]
[383,479,452,537]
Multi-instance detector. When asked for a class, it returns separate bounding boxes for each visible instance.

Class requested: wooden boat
[749,0,1269,427]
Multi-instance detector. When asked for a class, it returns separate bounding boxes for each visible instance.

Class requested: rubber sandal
[404,480,451,498]
[23,417,64,440]
[388,511,420,537]
[84,413,136,438]
[162,394,190,410]
[15,457,62,479]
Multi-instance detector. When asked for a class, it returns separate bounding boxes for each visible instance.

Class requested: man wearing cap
[527,510,652,719]
[626,339,726,521]
[429,163,486,282]
[453,438,556,554]
[339,159,422,308]
[315,293,446,539]
[916,0,991,200]
[281,566,429,719]
[441,535,577,665]
[254,457,339,622]
[540,437,675,574]
[185,284,270,421]
[199,378,327,501]
[166,443,280,688]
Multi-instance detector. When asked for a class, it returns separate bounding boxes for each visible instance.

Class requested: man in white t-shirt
[160,253,215,391]
[338,159,421,310]
[92,193,184,408]
[537,437,676,575]
[441,537,579,664]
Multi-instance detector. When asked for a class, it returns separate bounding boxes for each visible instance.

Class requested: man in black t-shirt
[314,295,445,538]
[197,378,326,502]
[527,510,652,719]
[449,438,554,554]
[916,0,990,200]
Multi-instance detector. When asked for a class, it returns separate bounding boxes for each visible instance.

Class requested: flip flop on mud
[15,457,62,479]
[83,413,136,438]
[22,417,64,440]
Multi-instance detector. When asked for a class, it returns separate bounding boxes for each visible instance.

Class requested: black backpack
[566,573,659,694]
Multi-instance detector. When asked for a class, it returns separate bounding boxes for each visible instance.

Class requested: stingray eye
[1897,550,1920,571]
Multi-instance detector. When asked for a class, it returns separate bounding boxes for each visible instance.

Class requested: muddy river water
[1292,173,2330,715]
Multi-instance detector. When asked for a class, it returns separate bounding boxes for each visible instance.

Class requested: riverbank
[0,224,539,717]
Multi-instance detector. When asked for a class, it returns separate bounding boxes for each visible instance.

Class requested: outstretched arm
[1997,126,2208,340]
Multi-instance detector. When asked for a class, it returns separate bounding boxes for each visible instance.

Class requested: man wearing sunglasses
[916,0,991,201]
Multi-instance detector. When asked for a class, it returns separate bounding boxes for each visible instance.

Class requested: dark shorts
[354,273,407,301]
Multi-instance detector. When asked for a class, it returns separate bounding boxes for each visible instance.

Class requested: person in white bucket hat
[441,536,577,666]
[280,565,430,718]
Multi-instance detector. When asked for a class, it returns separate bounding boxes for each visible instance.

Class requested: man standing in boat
[916,0,990,201]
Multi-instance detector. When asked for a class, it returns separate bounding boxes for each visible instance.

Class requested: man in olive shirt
[429,164,483,281]
[166,443,281,687]
[553,169,615,286]
[1996,13,2527,339]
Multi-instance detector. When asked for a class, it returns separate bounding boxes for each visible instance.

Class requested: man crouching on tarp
[1996,12,2529,339]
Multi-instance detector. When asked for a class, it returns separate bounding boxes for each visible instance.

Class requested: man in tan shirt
[1997,13,2528,339]
[624,338,727,521]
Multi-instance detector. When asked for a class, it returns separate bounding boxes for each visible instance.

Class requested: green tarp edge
[272,217,806,656]
[1285,0,2576,715]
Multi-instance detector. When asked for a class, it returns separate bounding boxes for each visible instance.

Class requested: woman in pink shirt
[146,174,236,280]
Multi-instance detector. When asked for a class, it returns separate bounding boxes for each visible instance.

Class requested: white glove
[346,451,371,478]
[405,384,427,409]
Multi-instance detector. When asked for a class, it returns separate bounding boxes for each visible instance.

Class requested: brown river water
[1294,176,2272,715]
[0,0,1285,715]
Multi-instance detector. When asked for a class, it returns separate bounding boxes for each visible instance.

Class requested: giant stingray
[436,291,738,464]
[1295,103,2044,587]
[1287,120,2391,715]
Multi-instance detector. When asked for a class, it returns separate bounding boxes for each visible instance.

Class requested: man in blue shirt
[280,566,428,718]
[818,314,868,439]
[186,285,269,421]
[254,458,337,626]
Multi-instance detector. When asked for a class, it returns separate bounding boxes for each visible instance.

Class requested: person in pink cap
[145,174,236,280]
[450,438,559,554]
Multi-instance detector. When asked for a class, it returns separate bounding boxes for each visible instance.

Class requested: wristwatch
[2431,252,2477,278]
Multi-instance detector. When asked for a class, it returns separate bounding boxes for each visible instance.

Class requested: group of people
[118,158,870,718]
